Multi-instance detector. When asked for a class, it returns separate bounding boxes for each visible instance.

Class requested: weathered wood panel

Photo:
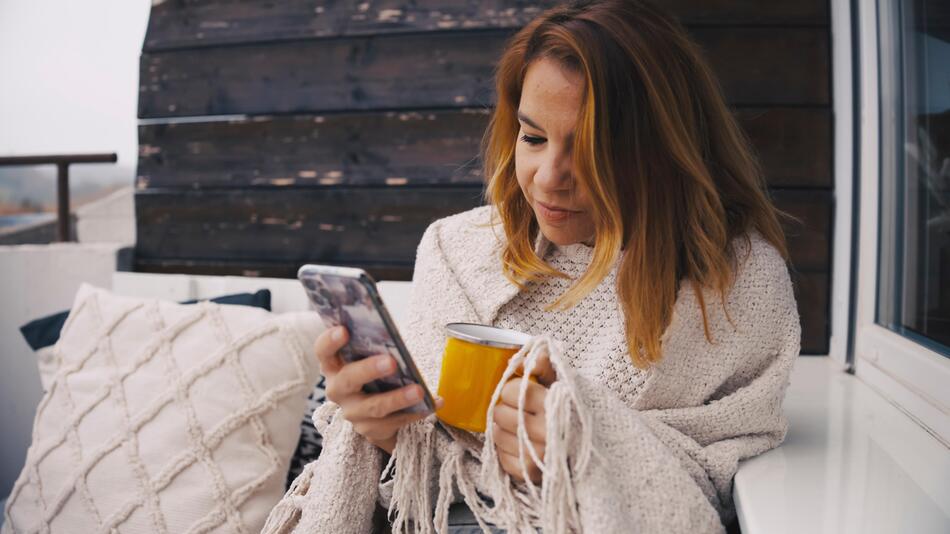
[139,28,829,118]
[139,31,508,118]
[143,0,829,52]
[135,187,830,270]
[772,189,832,272]
[661,0,828,26]
[137,107,831,190]
[736,108,832,188]
[137,109,489,189]
[135,0,836,354]
[133,257,415,282]
[134,187,486,265]
[792,271,829,354]
[690,27,829,107]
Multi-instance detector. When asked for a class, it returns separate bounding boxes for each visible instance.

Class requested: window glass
[878,0,950,354]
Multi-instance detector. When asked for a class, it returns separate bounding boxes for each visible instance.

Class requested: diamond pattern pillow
[2,283,323,534]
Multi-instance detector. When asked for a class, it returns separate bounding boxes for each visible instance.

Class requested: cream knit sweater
[494,240,648,405]
[262,205,801,534]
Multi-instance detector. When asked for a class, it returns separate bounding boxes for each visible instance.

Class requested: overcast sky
[0,0,151,190]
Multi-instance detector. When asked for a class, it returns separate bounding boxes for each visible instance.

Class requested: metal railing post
[56,162,70,241]
[0,153,118,242]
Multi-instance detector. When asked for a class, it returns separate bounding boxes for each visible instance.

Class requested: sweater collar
[437,209,522,325]
[439,209,594,325]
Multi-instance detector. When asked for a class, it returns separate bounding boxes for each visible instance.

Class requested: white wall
[0,243,125,499]
[75,186,135,244]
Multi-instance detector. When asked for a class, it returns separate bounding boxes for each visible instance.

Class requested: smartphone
[297,264,436,415]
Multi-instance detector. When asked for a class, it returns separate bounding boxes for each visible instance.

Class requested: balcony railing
[0,153,118,242]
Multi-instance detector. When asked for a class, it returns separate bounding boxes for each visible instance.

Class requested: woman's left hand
[492,353,557,484]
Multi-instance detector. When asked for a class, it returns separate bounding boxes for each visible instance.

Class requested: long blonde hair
[483,0,789,368]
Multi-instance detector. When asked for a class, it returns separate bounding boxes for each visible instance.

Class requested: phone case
[298,264,434,414]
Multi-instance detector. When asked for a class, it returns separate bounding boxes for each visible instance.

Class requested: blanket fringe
[433,447,456,533]
[312,401,339,435]
[389,335,593,534]
[435,444,498,534]
[540,385,582,533]
[260,459,317,534]
[390,420,437,533]
[261,402,346,534]
[481,335,594,533]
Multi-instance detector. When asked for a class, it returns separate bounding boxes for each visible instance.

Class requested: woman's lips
[536,200,580,223]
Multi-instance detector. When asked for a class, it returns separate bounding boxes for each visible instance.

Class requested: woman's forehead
[519,58,584,134]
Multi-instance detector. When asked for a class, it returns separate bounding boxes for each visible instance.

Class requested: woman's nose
[533,151,573,191]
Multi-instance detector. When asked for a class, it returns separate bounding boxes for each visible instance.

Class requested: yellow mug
[436,323,531,433]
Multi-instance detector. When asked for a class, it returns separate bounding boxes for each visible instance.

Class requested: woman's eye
[520,134,546,146]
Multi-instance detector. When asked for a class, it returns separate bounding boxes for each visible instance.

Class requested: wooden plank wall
[135,0,832,353]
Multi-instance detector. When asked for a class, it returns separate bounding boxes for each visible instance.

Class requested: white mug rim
[444,322,530,349]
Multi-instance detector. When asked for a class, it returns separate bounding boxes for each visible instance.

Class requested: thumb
[531,352,558,387]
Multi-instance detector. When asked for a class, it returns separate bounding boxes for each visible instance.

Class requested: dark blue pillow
[19,289,272,350]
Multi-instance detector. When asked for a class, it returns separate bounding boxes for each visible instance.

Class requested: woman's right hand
[315,325,441,454]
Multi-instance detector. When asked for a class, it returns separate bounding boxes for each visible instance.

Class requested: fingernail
[376,356,393,373]
[405,386,421,402]
[435,396,445,409]
[331,327,345,342]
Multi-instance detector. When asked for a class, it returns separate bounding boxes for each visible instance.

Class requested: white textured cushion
[3,283,322,533]
[35,345,60,392]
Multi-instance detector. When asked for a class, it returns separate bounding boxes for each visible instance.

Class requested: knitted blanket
[262,206,801,533]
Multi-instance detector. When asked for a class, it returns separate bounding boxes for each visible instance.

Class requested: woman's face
[515,57,596,247]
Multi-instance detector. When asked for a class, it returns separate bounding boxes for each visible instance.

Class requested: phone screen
[299,266,433,413]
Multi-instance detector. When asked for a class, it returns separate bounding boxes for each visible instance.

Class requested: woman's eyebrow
[517,110,574,142]
[517,111,544,132]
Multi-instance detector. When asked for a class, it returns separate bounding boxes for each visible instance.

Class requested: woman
[265,1,800,532]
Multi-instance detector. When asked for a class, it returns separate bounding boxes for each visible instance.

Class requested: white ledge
[734,357,950,533]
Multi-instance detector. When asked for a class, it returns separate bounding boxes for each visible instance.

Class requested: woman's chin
[533,207,593,247]
[539,227,586,247]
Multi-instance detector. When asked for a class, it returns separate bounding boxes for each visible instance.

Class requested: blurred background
[0,0,149,230]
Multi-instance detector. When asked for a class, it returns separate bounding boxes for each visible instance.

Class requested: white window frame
[852,0,950,446]
[827,0,856,366]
